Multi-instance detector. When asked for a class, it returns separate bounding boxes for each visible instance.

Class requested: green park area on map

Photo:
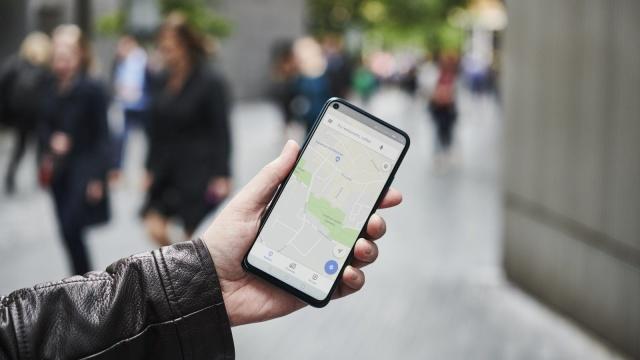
[293,159,312,186]
[307,193,359,247]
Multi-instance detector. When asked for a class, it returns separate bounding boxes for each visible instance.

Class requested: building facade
[501,0,640,357]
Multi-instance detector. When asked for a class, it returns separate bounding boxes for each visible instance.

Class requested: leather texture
[0,239,234,359]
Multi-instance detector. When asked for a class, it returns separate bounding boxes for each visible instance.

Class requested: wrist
[203,242,251,327]
[220,289,239,327]
[200,237,236,325]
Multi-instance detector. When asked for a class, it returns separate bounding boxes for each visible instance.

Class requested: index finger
[378,187,402,209]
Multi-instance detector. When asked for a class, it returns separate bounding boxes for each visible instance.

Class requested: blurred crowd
[0,15,496,275]
[0,13,231,275]
[268,35,496,165]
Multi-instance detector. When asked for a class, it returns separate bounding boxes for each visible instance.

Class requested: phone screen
[247,101,407,301]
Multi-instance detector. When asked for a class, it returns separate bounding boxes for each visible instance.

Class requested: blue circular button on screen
[324,260,339,275]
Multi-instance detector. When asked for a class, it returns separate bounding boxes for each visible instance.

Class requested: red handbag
[38,155,55,188]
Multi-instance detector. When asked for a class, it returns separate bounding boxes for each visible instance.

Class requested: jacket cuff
[154,239,234,359]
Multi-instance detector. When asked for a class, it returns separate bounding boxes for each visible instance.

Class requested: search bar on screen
[326,115,400,160]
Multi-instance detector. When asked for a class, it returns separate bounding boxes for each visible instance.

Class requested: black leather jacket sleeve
[0,239,235,359]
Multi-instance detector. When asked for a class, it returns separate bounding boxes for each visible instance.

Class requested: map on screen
[248,106,403,300]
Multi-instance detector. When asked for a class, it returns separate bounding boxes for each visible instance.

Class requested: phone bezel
[242,97,410,307]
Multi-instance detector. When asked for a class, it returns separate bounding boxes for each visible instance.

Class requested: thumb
[232,140,300,212]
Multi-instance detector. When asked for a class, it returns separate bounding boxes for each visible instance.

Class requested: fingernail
[365,247,373,256]
[351,273,358,281]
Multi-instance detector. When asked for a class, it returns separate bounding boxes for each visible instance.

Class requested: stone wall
[501,0,640,357]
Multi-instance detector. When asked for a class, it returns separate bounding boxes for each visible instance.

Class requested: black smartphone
[242,98,410,307]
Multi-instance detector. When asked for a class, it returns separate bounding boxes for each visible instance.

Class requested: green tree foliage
[97,0,230,37]
[307,0,466,51]
[96,11,126,36]
[160,0,230,36]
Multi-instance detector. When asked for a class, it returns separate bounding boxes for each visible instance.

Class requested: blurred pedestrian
[269,39,298,128]
[0,32,52,194]
[291,37,330,133]
[462,52,491,95]
[109,34,149,181]
[322,35,353,99]
[352,58,378,104]
[426,51,460,159]
[400,65,418,96]
[38,25,112,275]
[142,13,232,246]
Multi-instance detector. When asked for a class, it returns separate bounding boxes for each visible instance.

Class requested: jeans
[51,171,91,275]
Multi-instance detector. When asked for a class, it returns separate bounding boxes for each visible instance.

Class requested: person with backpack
[426,51,460,164]
[0,32,52,194]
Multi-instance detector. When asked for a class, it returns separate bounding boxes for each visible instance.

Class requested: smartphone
[242,98,410,307]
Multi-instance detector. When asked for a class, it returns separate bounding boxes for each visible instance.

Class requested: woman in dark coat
[39,25,111,275]
[142,14,232,246]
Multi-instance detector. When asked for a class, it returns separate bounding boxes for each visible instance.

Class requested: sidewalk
[0,88,624,359]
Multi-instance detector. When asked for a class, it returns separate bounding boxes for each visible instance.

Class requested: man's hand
[202,140,403,326]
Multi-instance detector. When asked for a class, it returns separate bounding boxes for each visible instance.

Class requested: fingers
[351,239,378,268]
[379,187,402,209]
[351,214,385,268]
[335,241,378,298]
[233,140,300,211]
[342,266,365,289]
[365,214,386,240]
[338,266,365,297]
[332,190,400,301]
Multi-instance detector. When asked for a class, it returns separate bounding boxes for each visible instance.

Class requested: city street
[0,88,624,359]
